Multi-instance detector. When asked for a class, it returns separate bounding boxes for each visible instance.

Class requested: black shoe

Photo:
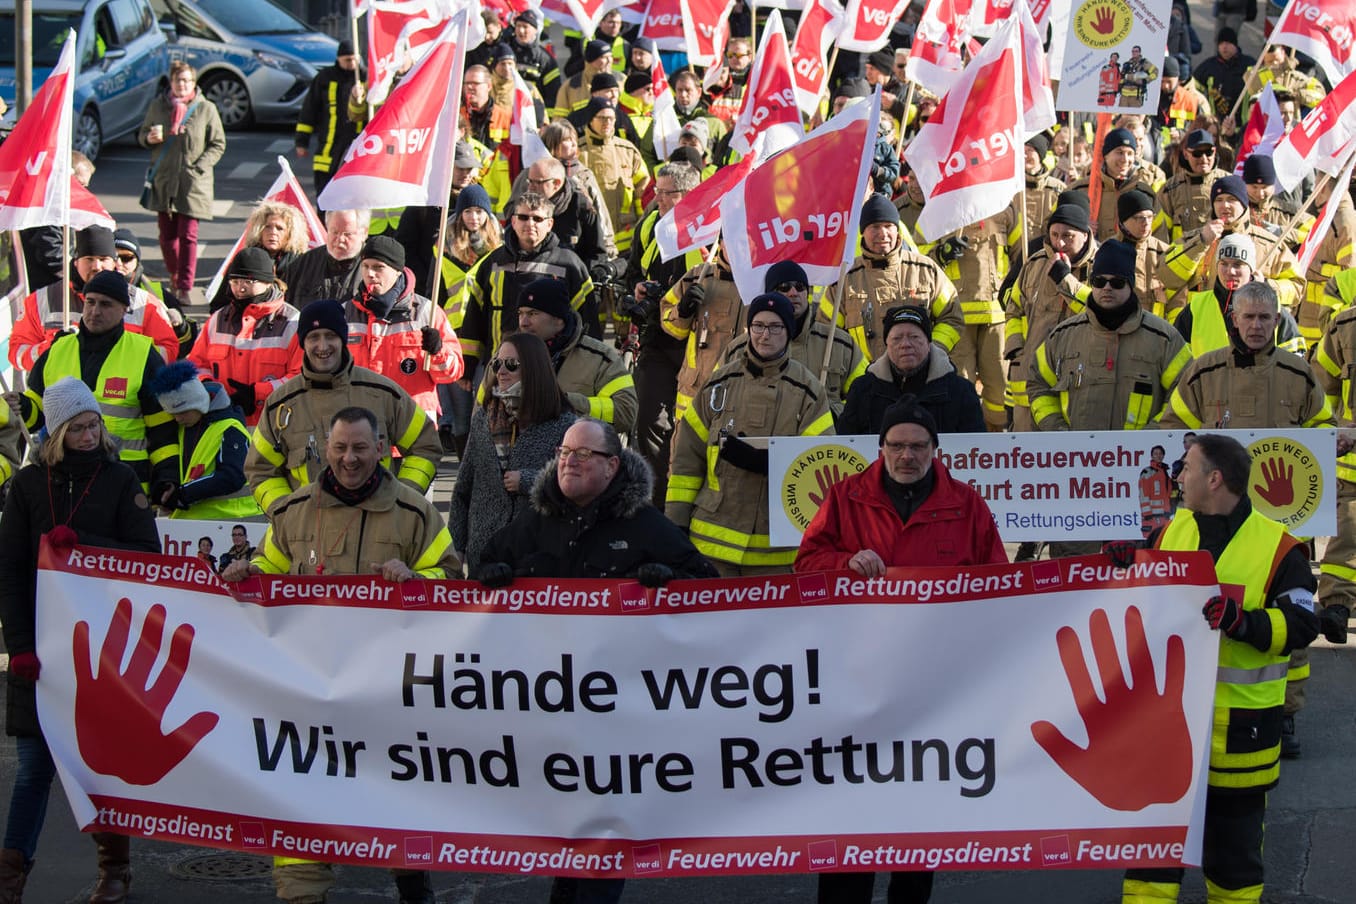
[1015,542,1039,562]
[1281,714,1301,759]
[394,869,434,904]
[438,425,456,455]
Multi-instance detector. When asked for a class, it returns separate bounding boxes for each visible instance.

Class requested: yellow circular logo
[782,444,870,531]
[1074,0,1133,50]
[1247,437,1323,529]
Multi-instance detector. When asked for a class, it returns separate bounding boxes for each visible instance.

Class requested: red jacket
[795,458,1007,573]
[189,289,303,425]
[11,283,180,372]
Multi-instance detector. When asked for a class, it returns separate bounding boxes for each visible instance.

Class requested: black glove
[1203,594,1254,642]
[227,378,256,414]
[162,484,189,511]
[1320,603,1350,645]
[1102,541,1138,569]
[420,326,442,354]
[718,434,770,474]
[1047,257,1072,284]
[149,480,177,508]
[590,260,618,285]
[936,236,969,264]
[637,562,674,588]
[477,562,514,588]
[677,282,706,318]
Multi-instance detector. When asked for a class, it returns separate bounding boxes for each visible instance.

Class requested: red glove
[46,525,78,552]
[1102,541,1137,569]
[1203,595,1247,639]
[9,652,40,681]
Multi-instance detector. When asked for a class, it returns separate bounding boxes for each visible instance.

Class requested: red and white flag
[1295,147,1356,274]
[691,0,737,81]
[0,33,74,231]
[905,0,974,96]
[509,68,551,168]
[654,154,756,261]
[720,96,879,300]
[651,57,683,161]
[69,179,115,232]
[366,0,446,105]
[1016,0,1055,134]
[1233,83,1286,175]
[639,0,686,50]
[971,0,1011,36]
[321,12,470,210]
[729,10,804,157]
[790,0,846,114]
[1270,0,1356,89]
[539,0,636,38]
[904,13,1023,242]
[1272,68,1356,191]
[838,0,910,52]
[204,157,326,302]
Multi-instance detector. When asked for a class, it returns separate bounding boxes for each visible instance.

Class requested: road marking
[227,161,267,181]
[267,139,294,154]
[211,200,234,218]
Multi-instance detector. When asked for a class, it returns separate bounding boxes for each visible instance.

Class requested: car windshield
[0,13,81,67]
[195,0,307,35]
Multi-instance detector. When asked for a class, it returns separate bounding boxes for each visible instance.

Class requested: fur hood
[529,447,654,521]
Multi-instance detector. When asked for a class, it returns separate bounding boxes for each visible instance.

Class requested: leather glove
[420,327,443,354]
[1203,594,1252,641]
[1047,256,1072,284]
[477,562,514,588]
[637,562,674,588]
[46,525,79,552]
[677,282,706,318]
[1320,603,1350,645]
[936,236,969,264]
[150,480,177,508]
[8,652,40,682]
[227,378,256,414]
[162,484,188,511]
[1102,541,1138,569]
[718,434,770,474]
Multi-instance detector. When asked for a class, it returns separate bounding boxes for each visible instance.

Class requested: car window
[93,6,116,57]
[196,0,307,35]
[171,1,220,41]
[0,13,80,66]
[110,0,150,44]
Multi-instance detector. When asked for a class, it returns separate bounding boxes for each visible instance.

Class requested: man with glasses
[281,209,370,308]
[1155,129,1228,244]
[217,524,257,572]
[463,193,594,379]
[707,38,754,126]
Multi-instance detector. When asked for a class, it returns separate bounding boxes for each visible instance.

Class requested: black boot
[1281,713,1302,759]
[0,849,28,904]
[393,869,434,904]
[88,833,130,904]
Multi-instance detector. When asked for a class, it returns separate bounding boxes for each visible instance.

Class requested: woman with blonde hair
[209,200,310,312]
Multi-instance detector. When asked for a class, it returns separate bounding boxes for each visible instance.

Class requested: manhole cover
[169,852,272,881]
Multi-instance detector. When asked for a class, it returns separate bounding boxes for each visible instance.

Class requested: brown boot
[0,849,28,904]
[89,833,130,904]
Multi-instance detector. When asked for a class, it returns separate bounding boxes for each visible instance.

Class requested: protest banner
[39,542,1218,875]
[1268,0,1356,90]
[1055,0,1168,115]
[768,429,1336,545]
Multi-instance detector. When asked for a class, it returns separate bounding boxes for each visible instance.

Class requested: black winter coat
[837,347,986,437]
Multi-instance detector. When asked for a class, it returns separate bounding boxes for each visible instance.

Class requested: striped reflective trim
[413,528,454,579]
[1216,661,1289,685]
[100,401,143,418]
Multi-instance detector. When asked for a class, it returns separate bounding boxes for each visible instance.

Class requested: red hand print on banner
[1254,457,1294,507]
[1090,6,1117,35]
[74,598,219,785]
[1030,607,1192,811]
[807,464,846,508]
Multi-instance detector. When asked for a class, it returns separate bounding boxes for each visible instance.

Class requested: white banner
[1055,1,1167,114]
[768,430,1337,545]
[38,545,1219,875]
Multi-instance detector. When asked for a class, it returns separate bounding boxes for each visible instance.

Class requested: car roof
[23,0,97,11]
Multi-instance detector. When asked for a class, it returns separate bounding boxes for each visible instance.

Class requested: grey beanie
[44,377,100,435]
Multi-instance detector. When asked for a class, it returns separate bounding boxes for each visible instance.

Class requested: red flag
[69,179,115,232]
[651,57,683,160]
[539,0,633,38]
[1233,83,1285,175]
[639,0,686,50]
[839,0,910,52]
[720,96,879,301]
[904,14,1023,242]
[699,3,734,91]
[654,155,756,261]
[1273,68,1356,191]
[321,13,469,210]
[1270,0,1356,89]
[905,0,974,96]
[790,0,845,114]
[684,0,738,67]
[729,10,803,157]
[0,34,75,231]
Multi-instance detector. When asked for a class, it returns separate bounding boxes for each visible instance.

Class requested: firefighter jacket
[21,325,177,489]
[1157,84,1211,143]
[1019,171,1067,243]
[464,231,593,368]
[170,391,261,521]
[722,310,866,408]
[1154,167,1229,243]
[1125,232,1175,319]
[1173,286,1305,358]
[661,258,744,422]
[625,208,704,292]
[465,99,511,149]
[706,69,750,126]
[188,287,302,425]
[10,282,179,372]
[346,269,463,418]
[1003,239,1098,414]
[1155,499,1317,791]
[579,129,650,252]
[552,68,605,119]
[1242,58,1326,110]
[1312,272,1356,484]
[1160,339,1331,430]
[254,468,457,578]
[508,37,560,105]
[1072,164,1166,241]
[933,208,1020,325]
[666,352,835,568]
[294,62,362,175]
[245,354,442,513]
[1029,302,1191,430]
[837,243,964,361]
[1297,193,1356,348]
[1158,219,1305,312]
[551,310,638,430]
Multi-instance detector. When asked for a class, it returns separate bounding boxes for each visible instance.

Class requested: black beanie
[1102,128,1137,156]
[764,260,809,292]
[1048,203,1091,235]
[1026,133,1050,158]
[591,71,621,92]
[1211,174,1249,209]
[878,396,939,445]
[1056,188,1092,215]
[836,77,872,99]
[518,278,572,322]
[1092,240,1137,281]
[298,299,349,343]
[1162,56,1180,79]
[585,39,610,63]
[228,246,276,281]
[747,292,797,338]
[75,226,116,259]
[1218,27,1238,47]
[861,193,900,229]
[360,235,405,271]
[84,270,130,306]
[583,96,616,122]
[1242,155,1276,186]
[883,304,931,341]
[1117,189,1155,223]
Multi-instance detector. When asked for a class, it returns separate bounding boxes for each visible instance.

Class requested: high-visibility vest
[172,418,263,520]
[42,332,158,471]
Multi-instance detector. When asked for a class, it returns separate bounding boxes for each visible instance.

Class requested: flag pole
[1261,171,1332,273]
[61,222,70,329]
[1226,41,1274,132]
[818,256,852,387]
[895,79,916,158]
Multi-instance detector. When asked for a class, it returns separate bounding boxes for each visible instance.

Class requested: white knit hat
[43,377,100,434]
[1217,233,1256,269]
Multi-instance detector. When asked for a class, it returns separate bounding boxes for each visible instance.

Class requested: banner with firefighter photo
[1055,0,1169,114]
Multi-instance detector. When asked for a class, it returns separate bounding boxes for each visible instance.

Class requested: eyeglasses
[490,357,520,373]
[883,440,932,455]
[527,177,558,187]
[749,322,786,335]
[116,252,137,263]
[65,416,103,436]
[726,51,750,60]
[655,188,686,197]
[1090,275,1130,289]
[775,281,808,293]
[1187,147,1215,158]
[514,213,550,223]
[556,445,613,461]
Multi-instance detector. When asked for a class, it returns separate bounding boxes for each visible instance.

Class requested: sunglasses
[1090,275,1129,289]
[1188,147,1215,157]
[775,281,808,293]
[116,252,137,263]
[514,213,549,223]
[490,357,520,373]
